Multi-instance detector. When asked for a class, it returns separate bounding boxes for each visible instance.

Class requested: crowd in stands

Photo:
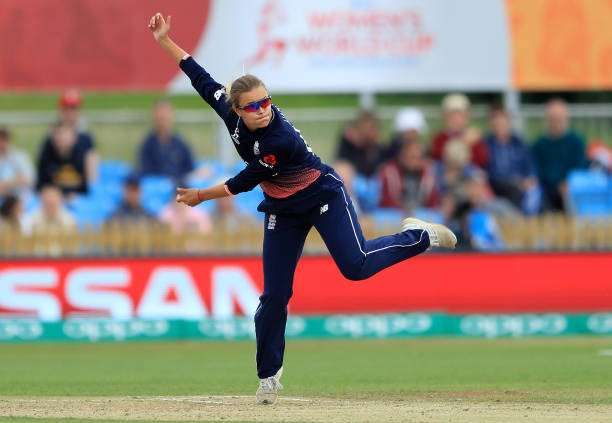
[0,90,610,251]
[334,94,611,249]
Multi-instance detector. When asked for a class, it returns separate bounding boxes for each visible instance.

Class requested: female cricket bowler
[149,13,456,404]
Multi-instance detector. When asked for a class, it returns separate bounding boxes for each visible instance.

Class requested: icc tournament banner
[0,254,610,322]
[170,0,511,93]
[2,0,611,91]
[1,0,510,92]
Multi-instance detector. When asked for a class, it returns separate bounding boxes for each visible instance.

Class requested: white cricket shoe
[402,217,457,249]
[256,366,283,405]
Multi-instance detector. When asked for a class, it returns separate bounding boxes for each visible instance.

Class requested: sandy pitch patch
[1,396,612,423]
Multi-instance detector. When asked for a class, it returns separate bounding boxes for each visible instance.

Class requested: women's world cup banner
[0,254,610,322]
[2,0,611,91]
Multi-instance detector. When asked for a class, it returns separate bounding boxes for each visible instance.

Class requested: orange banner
[507,0,612,90]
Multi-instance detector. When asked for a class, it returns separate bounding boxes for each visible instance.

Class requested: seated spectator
[461,171,519,250]
[386,107,428,160]
[485,105,539,213]
[108,174,154,223]
[0,126,35,201]
[379,129,438,213]
[336,110,384,177]
[40,89,98,186]
[138,99,195,182]
[532,98,587,212]
[0,195,25,233]
[36,123,90,195]
[436,139,478,205]
[465,170,520,218]
[430,93,488,167]
[23,185,76,234]
[159,197,212,235]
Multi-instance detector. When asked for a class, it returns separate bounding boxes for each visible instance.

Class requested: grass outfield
[1,338,612,422]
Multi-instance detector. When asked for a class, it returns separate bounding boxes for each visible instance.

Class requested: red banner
[0,254,610,321]
[0,0,210,90]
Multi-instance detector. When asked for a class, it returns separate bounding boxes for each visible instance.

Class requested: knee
[338,263,367,282]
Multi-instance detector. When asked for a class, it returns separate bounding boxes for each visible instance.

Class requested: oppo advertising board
[170,0,510,93]
[0,254,610,322]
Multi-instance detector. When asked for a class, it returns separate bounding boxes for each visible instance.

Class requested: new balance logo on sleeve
[214,88,225,101]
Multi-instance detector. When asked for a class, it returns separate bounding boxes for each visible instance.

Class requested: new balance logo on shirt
[267,214,276,230]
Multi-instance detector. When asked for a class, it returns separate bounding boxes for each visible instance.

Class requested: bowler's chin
[256,116,271,128]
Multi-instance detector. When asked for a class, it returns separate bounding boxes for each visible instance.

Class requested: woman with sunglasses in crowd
[149,13,456,405]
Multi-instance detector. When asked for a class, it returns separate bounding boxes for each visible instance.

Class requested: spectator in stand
[430,93,488,168]
[462,170,518,251]
[36,123,90,195]
[0,126,35,201]
[386,107,428,160]
[108,174,154,223]
[23,185,76,234]
[40,89,98,187]
[532,98,587,212]
[436,139,478,207]
[379,109,438,213]
[138,99,195,183]
[159,196,212,235]
[0,195,25,233]
[335,110,384,177]
[485,105,539,214]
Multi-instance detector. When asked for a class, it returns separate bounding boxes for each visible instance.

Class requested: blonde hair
[227,74,267,108]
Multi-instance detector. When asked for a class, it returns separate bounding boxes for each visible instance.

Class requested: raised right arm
[149,13,232,120]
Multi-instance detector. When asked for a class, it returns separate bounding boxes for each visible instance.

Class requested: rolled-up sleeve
[225,156,279,195]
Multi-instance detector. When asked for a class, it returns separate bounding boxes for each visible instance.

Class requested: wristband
[197,189,203,201]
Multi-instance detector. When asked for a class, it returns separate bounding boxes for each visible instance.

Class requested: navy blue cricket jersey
[180,56,341,214]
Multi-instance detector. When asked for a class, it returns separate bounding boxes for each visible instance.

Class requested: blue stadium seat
[140,175,175,216]
[187,159,226,187]
[413,208,445,224]
[89,180,123,204]
[235,186,264,217]
[567,170,610,216]
[23,194,40,214]
[370,208,403,226]
[68,194,115,228]
[98,160,131,183]
[468,210,505,251]
[353,175,380,214]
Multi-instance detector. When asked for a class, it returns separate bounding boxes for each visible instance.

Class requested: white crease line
[136,395,322,404]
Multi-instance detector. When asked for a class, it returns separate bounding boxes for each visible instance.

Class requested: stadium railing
[1,216,610,257]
